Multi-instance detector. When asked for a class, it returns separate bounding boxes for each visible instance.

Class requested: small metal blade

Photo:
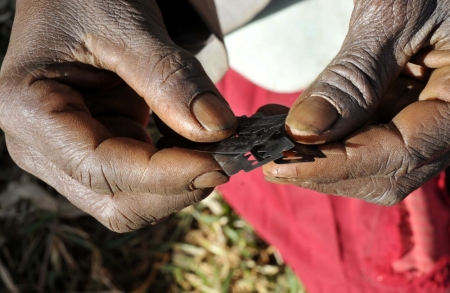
[157,113,326,175]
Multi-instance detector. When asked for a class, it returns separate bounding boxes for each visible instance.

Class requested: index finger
[265,100,450,205]
[6,79,228,196]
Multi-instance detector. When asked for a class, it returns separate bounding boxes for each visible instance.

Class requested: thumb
[286,0,436,144]
[79,2,236,142]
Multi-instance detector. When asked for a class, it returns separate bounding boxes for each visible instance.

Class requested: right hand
[264,0,450,205]
[0,0,237,232]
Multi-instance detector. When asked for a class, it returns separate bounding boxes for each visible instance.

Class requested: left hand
[264,0,450,205]
[0,0,236,232]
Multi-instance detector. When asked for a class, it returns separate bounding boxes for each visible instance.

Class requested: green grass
[0,161,306,292]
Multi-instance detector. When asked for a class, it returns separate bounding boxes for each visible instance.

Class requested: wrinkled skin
[0,0,237,232]
[265,0,450,205]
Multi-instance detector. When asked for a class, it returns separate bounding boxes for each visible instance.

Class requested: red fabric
[216,69,450,293]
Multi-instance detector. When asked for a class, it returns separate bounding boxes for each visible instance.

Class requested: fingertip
[191,93,237,133]
[192,170,229,189]
[262,161,290,180]
[187,92,237,142]
[263,163,297,185]
[286,96,339,144]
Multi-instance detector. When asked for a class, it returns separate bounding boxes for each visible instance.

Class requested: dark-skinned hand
[265,0,450,205]
[0,0,237,232]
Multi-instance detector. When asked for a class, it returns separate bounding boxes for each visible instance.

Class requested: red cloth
[216,69,450,293]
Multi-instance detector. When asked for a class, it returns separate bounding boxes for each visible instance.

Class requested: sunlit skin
[0,0,237,233]
[265,0,450,206]
[2,0,450,233]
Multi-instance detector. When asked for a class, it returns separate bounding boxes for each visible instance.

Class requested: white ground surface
[221,0,354,93]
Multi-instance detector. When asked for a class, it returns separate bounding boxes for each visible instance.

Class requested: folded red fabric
[217,69,450,293]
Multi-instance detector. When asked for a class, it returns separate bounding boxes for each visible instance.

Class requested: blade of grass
[0,258,19,293]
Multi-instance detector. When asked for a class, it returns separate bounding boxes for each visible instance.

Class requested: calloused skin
[265,0,450,205]
[3,0,450,233]
[0,0,237,232]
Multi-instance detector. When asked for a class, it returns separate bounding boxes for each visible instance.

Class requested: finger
[265,99,450,205]
[156,103,291,150]
[366,76,424,125]
[152,113,178,137]
[9,79,228,196]
[23,69,153,132]
[86,83,151,127]
[411,49,450,69]
[96,116,152,144]
[401,62,431,82]
[419,66,450,103]
[285,0,436,144]
[76,1,237,142]
[5,135,216,233]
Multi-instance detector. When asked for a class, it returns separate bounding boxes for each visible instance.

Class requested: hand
[0,0,237,232]
[264,0,450,205]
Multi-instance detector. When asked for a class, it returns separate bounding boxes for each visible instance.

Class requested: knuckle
[73,156,123,195]
[322,60,378,115]
[368,190,407,206]
[365,176,417,206]
[405,134,450,166]
[98,200,155,233]
[302,176,412,206]
[151,49,207,90]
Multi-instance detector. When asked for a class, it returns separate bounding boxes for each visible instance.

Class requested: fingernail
[265,176,294,184]
[192,93,237,131]
[193,171,229,189]
[286,96,339,136]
